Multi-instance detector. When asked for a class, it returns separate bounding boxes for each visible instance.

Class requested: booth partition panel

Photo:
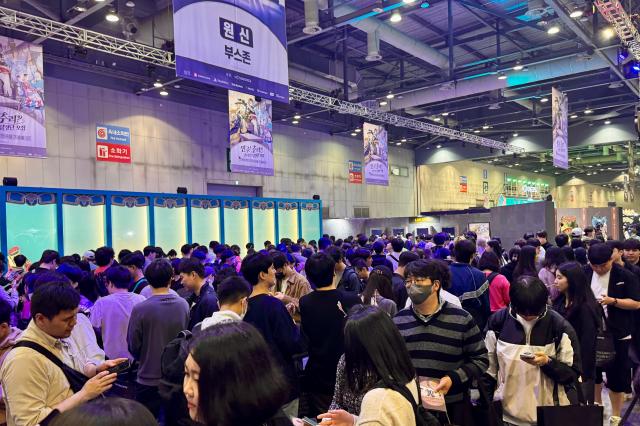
[5,192,58,261]
[300,202,322,243]
[110,195,150,255]
[223,200,250,253]
[278,201,300,241]
[252,201,276,248]
[62,194,106,257]
[190,199,221,245]
[153,197,188,254]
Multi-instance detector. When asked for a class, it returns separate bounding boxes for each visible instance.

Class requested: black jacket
[392,273,408,309]
[187,283,219,331]
[338,266,362,294]
[584,263,640,340]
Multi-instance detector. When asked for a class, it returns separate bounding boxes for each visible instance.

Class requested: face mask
[408,283,434,305]
[275,272,285,280]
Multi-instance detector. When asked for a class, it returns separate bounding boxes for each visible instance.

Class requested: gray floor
[601,389,640,425]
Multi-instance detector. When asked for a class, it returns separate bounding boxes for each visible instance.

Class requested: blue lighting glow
[420,2,430,8]
[633,64,640,71]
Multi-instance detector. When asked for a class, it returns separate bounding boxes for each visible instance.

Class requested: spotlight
[125,1,135,6]
[569,9,583,18]
[604,120,611,125]
[482,124,490,129]
[386,93,395,99]
[584,109,593,114]
[74,5,87,12]
[540,97,549,103]
[442,112,449,116]
[513,61,524,71]
[433,117,441,122]
[513,133,519,137]
[570,114,578,119]
[355,128,361,133]
[390,12,402,23]
[497,72,507,80]
[401,138,407,142]
[153,81,163,88]
[105,8,119,22]
[396,142,402,146]
[379,100,388,106]
[473,130,480,133]
[159,90,168,96]
[602,27,616,39]
[293,114,301,120]
[350,132,357,136]
[547,25,560,35]
[436,144,442,148]
[292,120,300,124]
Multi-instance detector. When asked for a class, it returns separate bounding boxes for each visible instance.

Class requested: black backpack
[159,329,193,399]
[375,380,441,426]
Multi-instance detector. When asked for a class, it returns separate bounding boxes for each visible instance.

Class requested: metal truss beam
[594,0,640,60]
[0,6,173,66]
[288,87,524,152]
[0,6,520,152]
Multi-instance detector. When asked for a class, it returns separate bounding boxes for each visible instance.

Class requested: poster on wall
[459,176,468,193]
[348,160,362,184]
[173,0,289,103]
[363,122,389,186]
[228,90,273,176]
[0,36,46,158]
[96,124,131,163]
[468,222,490,240]
[552,87,568,169]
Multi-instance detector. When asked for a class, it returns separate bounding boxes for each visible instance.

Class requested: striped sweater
[393,301,489,404]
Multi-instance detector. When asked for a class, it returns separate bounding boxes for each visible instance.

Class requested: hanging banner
[348,160,363,184]
[96,124,131,163]
[460,176,468,193]
[228,90,273,176]
[173,0,289,103]
[363,123,389,186]
[0,36,46,158]
[552,87,568,169]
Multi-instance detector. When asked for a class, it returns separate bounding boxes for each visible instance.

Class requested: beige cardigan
[356,381,419,425]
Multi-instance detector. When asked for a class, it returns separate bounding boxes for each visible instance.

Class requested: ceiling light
[547,25,560,35]
[386,93,395,99]
[159,89,168,96]
[420,2,431,8]
[512,133,519,137]
[350,132,357,136]
[587,165,593,168]
[575,156,581,160]
[584,109,593,114]
[540,97,549,103]
[554,171,560,175]
[293,114,301,120]
[292,120,300,125]
[403,0,417,3]
[355,128,361,133]
[390,12,402,23]
[74,5,87,12]
[508,165,513,168]
[570,114,578,119]
[513,61,524,71]
[433,117,441,122]
[482,124,490,129]
[608,167,612,170]
[497,72,507,80]
[379,100,388,106]
[604,120,611,125]
[569,9,583,18]
[436,144,442,148]
[396,142,402,146]
[153,81,163,88]
[442,112,449,116]
[94,0,106,2]
[474,129,480,133]
[105,8,119,22]
[514,163,520,166]
[125,1,135,6]
[602,27,616,39]
[401,138,407,142]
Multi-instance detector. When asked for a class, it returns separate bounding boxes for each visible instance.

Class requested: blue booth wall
[1,186,322,261]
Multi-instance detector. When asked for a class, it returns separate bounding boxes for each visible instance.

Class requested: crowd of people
[0,228,637,426]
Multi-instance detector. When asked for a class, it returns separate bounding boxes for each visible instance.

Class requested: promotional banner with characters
[0,36,46,158]
[363,122,389,186]
[552,87,568,169]
[228,90,273,176]
[173,0,289,103]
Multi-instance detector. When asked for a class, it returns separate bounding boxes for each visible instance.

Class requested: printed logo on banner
[173,0,289,103]
[96,126,108,141]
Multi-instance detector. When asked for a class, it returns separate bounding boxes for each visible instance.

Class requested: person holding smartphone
[484,276,582,426]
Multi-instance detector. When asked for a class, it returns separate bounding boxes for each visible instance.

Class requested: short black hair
[121,251,145,270]
[167,249,177,257]
[555,233,569,248]
[526,238,541,248]
[588,243,613,265]
[606,240,624,251]
[117,249,132,263]
[398,251,419,267]
[305,253,336,289]
[209,241,219,250]
[510,276,548,317]
[240,253,273,286]
[40,249,59,264]
[31,281,80,319]
[453,239,476,264]
[13,254,27,268]
[105,265,132,289]
[0,298,11,325]
[144,259,173,289]
[180,244,193,255]
[94,247,115,267]
[217,276,251,305]
[324,246,343,264]
[391,238,404,253]
[271,252,289,270]
[478,251,500,272]
[143,246,156,257]
[624,239,640,251]
[405,259,448,287]
[536,230,548,239]
[318,237,332,251]
[49,397,157,426]
[179,257,205,278]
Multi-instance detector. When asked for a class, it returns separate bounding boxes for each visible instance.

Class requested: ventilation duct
[365,31,382,62]
[303,0,322,35]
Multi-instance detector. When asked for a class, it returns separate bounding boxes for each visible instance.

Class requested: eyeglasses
[405,278,431,286]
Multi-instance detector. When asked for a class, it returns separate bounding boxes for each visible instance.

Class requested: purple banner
[0,36,46,158]
[552,87,568,169]
[364,123,389,186]
[228,90,273,176]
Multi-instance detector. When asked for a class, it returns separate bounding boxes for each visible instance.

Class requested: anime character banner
[552,87,568,169]
[173,0,289,103]
[0,36,46,158]
[228,90,273,176]
[363,122,389,186]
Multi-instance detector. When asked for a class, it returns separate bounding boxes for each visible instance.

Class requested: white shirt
[591,269,611,316]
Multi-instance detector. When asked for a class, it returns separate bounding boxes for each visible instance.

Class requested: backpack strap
[486,272,499,285]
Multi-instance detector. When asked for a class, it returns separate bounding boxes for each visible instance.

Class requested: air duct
[365,31,382,62]
[288,65,358,99]
[333,3,449,70]
[303,0,322,35]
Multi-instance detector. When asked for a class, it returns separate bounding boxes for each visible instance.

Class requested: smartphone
[107,360,131,375]
[302,418,318,426]
[520,352,535,360]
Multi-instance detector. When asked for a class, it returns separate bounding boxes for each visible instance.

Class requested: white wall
[1,77,416,219]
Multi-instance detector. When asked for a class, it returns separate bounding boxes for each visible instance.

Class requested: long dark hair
[344,305,415,393]
[554,262,599,319]
[361,270,395,304]
[543,247,567,270]
[513,245,538,282]
[189,322,289,426]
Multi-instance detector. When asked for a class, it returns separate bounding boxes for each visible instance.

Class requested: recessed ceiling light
[512,133,519,137]
[293,114,301,120]
[570,9,583,18]
[159,90,168,96]
[587,165,593,168]
[105,9,119,22]
[547,25,560,35]
[540,97,549,103]
[174,85,181,89]
[390,12,402,23]
[576,156,581,160]
[604,120,611,125]
[584,109,593,114]
[608,167,612,170]
[379,100,388,106]
[386,93,395,99]
[436,144,442,148]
